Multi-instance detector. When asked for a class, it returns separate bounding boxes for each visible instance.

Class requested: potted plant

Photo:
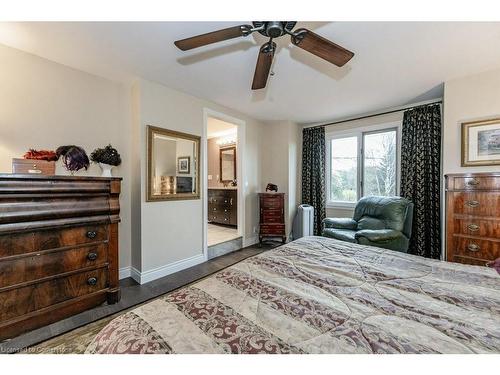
[90,144,122,177]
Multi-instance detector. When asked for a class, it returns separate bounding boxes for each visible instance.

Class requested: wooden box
[12,158,56,175]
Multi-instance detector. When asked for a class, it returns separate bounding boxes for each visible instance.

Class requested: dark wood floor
[0,242,278,354]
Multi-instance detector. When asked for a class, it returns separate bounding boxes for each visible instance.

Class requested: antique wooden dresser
[208,188,237,226]
[259,192,286,244]
[445,173,500,266]
[0,174,121,340]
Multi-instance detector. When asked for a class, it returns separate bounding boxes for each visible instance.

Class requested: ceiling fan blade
[251,41,276,90]
[174,24,253,51]
[291,28,354,67]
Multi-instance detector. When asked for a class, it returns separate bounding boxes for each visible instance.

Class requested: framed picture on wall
[462,118,500,167]
[177,156,191,174]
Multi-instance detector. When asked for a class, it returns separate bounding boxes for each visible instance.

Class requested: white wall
[0,43,133,273]
[134,79,265,280]
[0,44,268,284]
[261,120,302,239]
[443,68,500,175]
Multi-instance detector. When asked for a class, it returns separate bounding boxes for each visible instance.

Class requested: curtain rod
[304,99,443,129]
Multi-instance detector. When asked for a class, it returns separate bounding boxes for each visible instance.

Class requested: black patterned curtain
[302,126,326,235]
[400,104,442,259]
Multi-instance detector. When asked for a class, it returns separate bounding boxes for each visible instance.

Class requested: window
[330,136,358,202]
[327,126,399,207]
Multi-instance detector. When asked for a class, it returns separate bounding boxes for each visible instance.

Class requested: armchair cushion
[354,229,402,243]
[322,228,357,243]
[323,217,358,230]
[353,196,411,232]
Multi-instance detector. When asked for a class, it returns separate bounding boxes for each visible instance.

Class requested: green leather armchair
[322,196,414,252]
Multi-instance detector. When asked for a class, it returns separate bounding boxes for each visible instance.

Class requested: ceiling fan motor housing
[253,22,297,38]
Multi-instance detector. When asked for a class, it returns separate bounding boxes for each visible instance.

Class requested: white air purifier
[292,204,314,240]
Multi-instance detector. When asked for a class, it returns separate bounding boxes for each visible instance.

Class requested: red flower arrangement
[23,149,58,161]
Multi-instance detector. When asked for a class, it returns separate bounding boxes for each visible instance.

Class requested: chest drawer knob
[467,224,480,232]
[86,230,97,239]
[466,179,480,186]
[87,277,98,286]
[87,252,98,261]
[465,200,480,207]
[467,243,480,252]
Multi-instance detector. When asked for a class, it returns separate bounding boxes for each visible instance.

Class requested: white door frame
[202,108,246,261]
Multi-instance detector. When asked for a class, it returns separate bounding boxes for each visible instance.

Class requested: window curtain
[400,104,442,259]
[302,126,326,235]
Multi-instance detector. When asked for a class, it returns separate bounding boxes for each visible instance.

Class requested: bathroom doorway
[203,110,245,260]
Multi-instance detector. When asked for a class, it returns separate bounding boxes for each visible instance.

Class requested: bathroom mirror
[147,125,200,201]
[220,146,236,182]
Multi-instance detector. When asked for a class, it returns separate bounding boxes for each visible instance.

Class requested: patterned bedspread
[86,236,500,354]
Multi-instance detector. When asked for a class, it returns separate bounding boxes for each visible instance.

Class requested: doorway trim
[202,108,246,261]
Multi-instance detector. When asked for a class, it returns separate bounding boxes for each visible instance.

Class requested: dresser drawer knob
[466,179,480,186]
[87,252,98,261]
[465,200,480,207]
[467,224,479,232]
[87,277,98,286]
[86,230,97,239]
[467,243,480,252]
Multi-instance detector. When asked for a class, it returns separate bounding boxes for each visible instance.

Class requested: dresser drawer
[260,224,285,235]
[209,204,232,214]
[260,197,283,210]
[452,176,500,190]
[209,196,234,205]
[0,244,108,288]
[451,256,490,267]
[451,236,500,261]
[0,267,107,322]
[262,209,283,223]
[453,217,499,238]
[0,224,109,258]
[451,192,500,217]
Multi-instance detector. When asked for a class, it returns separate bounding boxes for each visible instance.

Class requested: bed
[85,236,500,354]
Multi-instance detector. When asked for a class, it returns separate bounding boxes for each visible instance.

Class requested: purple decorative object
[487,258,500,275]
[56,145,90,173]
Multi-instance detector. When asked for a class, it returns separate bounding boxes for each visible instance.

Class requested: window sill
[326,202,357,210]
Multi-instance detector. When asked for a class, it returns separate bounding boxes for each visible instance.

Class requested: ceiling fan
[174,22,354,90]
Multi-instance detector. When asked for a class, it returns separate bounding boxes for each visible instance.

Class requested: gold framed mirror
[147,125,200,201]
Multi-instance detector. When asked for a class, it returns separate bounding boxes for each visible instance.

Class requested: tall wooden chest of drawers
[259,193,286,244]
[208,188,237,226]
[0,174,121,340]
[445,173,500,266]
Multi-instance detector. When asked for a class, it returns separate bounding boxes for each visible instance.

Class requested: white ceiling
[1,22,500,123]
[207,117,237,139]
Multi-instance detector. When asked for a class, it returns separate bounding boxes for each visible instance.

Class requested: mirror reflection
[147,126,200,201]
[220,146,236,182]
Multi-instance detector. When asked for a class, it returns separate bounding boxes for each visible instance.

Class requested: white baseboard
[131,253,206,284]
[119,266,132,280]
